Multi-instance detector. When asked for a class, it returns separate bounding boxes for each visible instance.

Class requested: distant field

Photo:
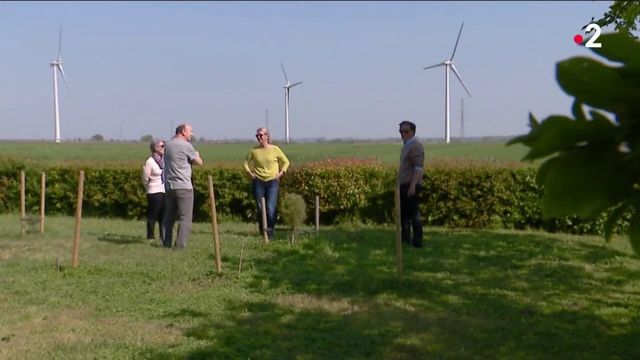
[0,140,531,166]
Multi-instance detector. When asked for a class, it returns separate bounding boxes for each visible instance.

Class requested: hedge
[0,158,629,236]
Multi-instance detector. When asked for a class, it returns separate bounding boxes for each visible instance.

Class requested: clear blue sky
[0,1,619,141]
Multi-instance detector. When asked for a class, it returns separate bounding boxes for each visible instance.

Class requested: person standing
[142,139,166,242]
[398,120,425,248]
[162,124,203,249]
[243,127,290,240]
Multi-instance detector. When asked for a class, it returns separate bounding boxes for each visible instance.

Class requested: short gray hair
[150,138,165,152]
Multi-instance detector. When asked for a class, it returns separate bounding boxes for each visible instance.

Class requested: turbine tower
[423,22,471,144]
[51,26,69,143]
[280,62,302,144]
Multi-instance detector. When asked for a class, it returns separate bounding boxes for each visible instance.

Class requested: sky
[0,1,621,142]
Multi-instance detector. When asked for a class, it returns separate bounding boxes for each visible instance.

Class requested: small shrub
[280,193,307,244]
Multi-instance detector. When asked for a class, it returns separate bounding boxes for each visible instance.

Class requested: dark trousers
[400,183,423,247]
[146,192,165,240]
[252,178,279,238]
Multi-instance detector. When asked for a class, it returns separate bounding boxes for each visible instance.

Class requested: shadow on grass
[148,228,640,359]
[96,233,144,245]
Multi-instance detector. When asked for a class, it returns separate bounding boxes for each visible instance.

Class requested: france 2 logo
[574,23,602,48]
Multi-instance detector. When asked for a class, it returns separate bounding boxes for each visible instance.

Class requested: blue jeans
[252,178,279,238]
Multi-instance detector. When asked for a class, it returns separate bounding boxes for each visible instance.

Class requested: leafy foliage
[586,1,640,38]
[279,193,307,230]
[508,32,640,254]
[0,159,630,236]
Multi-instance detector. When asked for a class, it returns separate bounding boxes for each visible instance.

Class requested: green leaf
[590,32,640,65]
[528,112,540,129]
[507,113,540,148]
[537,145,628,219]
[556,57,640,114]
[510,115,619,160]
[572,101,587,122]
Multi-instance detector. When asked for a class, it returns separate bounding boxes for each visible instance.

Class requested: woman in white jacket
[142,139,166,242]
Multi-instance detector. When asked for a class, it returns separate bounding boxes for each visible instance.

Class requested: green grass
[1,214,638,359]
[0,140,530,166]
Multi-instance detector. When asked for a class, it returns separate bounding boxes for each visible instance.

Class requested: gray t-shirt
[164,138,198,190]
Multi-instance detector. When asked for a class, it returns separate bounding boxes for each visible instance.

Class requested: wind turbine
[280,62,302,144]
[423,22,471,144]
[50,26,70,143]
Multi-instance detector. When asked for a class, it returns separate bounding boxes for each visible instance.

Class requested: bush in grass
[279,193,307,243]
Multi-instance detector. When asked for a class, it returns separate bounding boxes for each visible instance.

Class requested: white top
[142,156,165,194]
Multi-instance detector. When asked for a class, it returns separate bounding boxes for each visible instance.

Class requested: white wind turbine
[280,62,302,144]
[51,26,70,143]
[423,22,471,144]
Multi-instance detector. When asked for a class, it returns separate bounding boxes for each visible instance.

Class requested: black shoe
[411,241,422,248]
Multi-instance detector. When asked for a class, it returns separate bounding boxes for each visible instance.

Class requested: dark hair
[175,124,186,135]
[398,120,416,133]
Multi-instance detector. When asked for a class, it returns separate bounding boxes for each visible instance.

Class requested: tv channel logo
[574,23,602,48]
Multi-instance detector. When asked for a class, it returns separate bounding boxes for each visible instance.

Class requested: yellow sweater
[242,145,290,181]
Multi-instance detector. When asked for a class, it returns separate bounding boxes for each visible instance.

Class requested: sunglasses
[256,133,267,138]
[399,129,411,134]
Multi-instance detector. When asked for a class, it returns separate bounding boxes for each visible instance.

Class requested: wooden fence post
[207,175,222,274]
[20,170,25,235]
[261,197,269,244]
[40,172,46,234]
[315,195,320,234]
[72,171,84,268]
[395,185,403,275]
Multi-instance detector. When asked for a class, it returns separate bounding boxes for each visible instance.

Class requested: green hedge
[0,158,629,236]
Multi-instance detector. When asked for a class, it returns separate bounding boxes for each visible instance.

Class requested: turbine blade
[290,81,303,87]
[423,63,445,70]
[450,64,471,97]
[57,25,63,60]
[450,22,464,61]
[280,62,289,84]
[57,65,72,97]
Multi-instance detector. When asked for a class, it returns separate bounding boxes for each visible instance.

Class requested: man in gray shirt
[398,120,424,248]
[162,123,203,249]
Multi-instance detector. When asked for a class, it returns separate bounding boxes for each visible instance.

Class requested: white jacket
[142,157,165,194]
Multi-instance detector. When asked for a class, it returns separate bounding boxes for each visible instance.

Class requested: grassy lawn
[0,140,530,166]
[1,214,638,359]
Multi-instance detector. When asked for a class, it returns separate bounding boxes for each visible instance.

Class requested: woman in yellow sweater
[243,127,290,239]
